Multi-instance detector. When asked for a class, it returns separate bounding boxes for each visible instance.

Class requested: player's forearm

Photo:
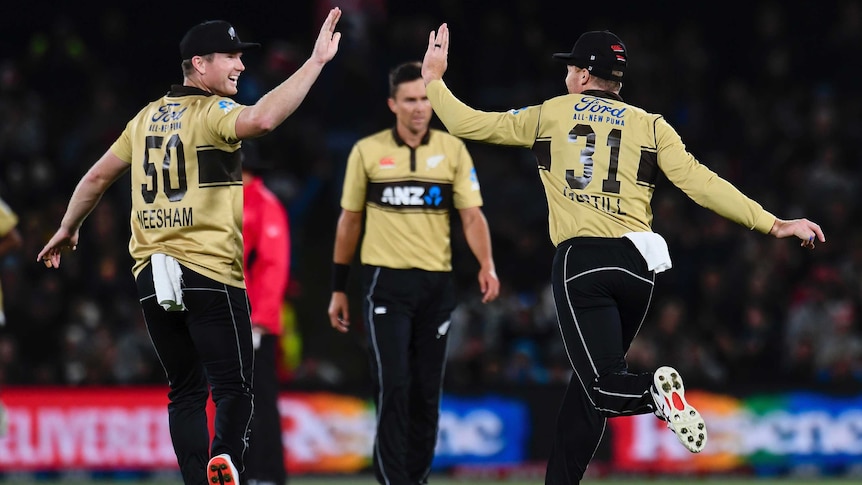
[242,58,326,136]
[427,81,531,146]
[461,209,495,271]
[60,168,118,231]
[333,211,362,265]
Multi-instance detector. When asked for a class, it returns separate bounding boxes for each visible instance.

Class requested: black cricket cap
[553,31,627,82]
[180,20,260,59]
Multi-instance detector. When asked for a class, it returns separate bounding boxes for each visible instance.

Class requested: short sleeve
[206,98,247,144]
[340,144,368,212]
[0,198,18,237]
[109,119,134,163]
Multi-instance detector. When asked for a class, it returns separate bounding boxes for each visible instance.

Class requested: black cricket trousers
[545,237,658,485]
[362,265,455,485]
[136,263,254,485]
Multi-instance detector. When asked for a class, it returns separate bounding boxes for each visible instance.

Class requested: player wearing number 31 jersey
[39,10,343,485]
[422,25,825,485]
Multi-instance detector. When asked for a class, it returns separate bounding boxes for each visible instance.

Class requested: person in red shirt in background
[242,140,291,485]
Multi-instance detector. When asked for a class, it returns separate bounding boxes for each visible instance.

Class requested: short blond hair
[181,54,215,77]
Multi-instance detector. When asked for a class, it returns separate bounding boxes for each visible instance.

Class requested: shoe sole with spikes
[652,366,707,453]
[207,453,239,484]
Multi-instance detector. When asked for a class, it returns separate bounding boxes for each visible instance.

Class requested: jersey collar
[582,89,623,102]
[167,84,214,97]
[391,126,431,147]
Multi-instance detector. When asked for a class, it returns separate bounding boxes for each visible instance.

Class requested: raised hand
[421,23,450,84]
[311,7,342,64]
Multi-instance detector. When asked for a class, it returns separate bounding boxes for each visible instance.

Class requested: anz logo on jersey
[369,181,453,211]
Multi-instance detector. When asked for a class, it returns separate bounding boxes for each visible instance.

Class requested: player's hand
[421,23,449,85]
[36,227,79,268]
[769,218,825,249]
[478,267,500,303]
[328,291,351,333]
[311,7,342,64]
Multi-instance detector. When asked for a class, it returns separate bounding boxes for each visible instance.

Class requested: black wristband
[331,263,350,292]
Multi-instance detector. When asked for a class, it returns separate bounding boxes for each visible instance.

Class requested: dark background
[1,0,861,395]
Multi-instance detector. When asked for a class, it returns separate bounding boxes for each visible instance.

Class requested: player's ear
[387,97,397,114]
[192,56,206,75]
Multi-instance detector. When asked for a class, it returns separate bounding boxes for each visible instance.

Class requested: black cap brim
[232,42,261,53]
[552,53,581,65]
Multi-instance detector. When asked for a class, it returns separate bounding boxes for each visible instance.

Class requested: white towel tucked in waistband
[622,232,673,274]
[152,253,186,311]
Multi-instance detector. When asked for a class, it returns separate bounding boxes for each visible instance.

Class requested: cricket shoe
[650,365,707,453]
[208,453,239,484]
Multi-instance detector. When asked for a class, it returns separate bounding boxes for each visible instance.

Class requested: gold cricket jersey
[341,127,483,271]
[427,80,775,246]
[110,85,247,287]
[0,196,18,321]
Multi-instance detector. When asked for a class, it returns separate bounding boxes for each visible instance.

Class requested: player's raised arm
[235,7,342,139]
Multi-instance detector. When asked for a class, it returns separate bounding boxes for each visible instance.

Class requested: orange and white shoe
[650,366,707,453]
[207,453,239,484]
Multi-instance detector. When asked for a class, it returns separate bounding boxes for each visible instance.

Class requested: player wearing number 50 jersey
[38,10,343,485]
[422,25,825,485]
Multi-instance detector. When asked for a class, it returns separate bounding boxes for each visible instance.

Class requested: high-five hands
[421,23,449,85]
[312,7,343,64]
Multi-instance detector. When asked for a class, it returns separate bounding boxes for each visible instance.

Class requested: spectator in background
[242,140,291,485]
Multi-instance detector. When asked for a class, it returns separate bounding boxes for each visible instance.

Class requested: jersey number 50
[142,134,188,203]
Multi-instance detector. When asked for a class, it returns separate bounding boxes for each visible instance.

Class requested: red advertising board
[0,387,376,473]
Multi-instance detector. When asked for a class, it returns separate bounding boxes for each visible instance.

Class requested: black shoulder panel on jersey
[198,148,242,186]
[532,138,551,171]
[636,149,659,187]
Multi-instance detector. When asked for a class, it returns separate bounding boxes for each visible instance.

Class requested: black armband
[331,263,351,292]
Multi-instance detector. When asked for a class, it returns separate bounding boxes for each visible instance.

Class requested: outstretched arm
[37,150,130,268]
[421,23,539,147]
[235,8,342,139]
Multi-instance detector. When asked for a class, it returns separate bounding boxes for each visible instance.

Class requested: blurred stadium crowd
[0,1,861,396]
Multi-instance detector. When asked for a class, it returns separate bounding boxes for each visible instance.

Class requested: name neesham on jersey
[136,207,194,229]
[562,186,627,215]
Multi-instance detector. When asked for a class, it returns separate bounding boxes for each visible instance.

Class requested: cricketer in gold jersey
[38,9,342,485]
[422,24,824,485]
